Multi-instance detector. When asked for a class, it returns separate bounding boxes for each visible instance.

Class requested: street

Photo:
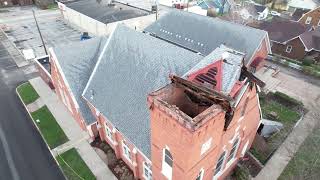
[0,38,64,179]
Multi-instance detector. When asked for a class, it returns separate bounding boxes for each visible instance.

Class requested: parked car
[270,10,281,16]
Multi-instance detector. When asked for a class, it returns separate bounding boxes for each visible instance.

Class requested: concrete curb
[0,28,29,67]
[15,82,67,179]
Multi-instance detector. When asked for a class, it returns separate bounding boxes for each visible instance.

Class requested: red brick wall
[148,85,261,180]
[298,7,320,27]
[271,37,306,60]
[249,38,269,71]
[50,50,88,131]
[34,61,54,89]
[85,100,151,179]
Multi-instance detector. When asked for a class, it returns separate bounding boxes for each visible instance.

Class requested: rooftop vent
[90,89,95,100]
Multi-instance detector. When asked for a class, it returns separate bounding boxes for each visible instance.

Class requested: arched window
[164,149,173,167]
[162,148,173,179]
[227,138,240,162]
[143,162,152,180]
[196,168,204,180]
[214,151,226,176]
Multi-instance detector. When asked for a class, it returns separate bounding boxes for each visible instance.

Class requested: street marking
[0,124,21,180]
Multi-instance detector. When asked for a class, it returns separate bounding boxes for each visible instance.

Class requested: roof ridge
[82,24,121,97]
[169,9,268,34]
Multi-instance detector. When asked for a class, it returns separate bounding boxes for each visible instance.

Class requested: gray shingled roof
[184,45,244,94]
[83,25,203,158]
[291,8,309,21]
[144,10,268,65]
[54,37,108,125]
[300,28,320,51]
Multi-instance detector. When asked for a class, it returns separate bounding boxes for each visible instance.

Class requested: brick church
[42,10,270,180]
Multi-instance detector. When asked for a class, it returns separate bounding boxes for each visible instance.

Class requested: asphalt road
[0,43,65,179]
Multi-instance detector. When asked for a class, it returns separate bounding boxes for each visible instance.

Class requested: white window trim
[212,151,228,180]
[122,141,132,163]
[286,45,292,53]
[201,137,212,156]
[161,147,173,180]
[226,137,241,168]
[105,124,114,143]
[238,116,244,122]
[196,168,204,180]
[305,16,312,24]
[143,162,152,180]
[241,140,250,157]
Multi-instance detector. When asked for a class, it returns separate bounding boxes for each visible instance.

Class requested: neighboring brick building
[253,17,320,62]
[297,6,320,28]
[300,28,320,62]
[253,17,312,60]
[45,11,270,180]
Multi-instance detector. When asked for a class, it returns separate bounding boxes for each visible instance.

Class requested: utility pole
[186,2,188,11]
[32,10,48,55]
[156,3,158,20]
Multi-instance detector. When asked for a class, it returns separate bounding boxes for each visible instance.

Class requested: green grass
[46,3,58,9]
[250,93,302,164]
[17,82,39,104]
[279,127,320,180]
[261,101,300,124]
[31,106,68,149]
[57,148,96,180]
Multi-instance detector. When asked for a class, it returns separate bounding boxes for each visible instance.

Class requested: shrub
[302,58,314,66]
[273,91,303,107]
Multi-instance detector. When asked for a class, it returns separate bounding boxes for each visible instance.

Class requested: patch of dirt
[240,154,263,177]
[91,138,134,180]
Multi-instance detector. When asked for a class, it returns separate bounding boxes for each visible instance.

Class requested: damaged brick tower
[147,47,265,180]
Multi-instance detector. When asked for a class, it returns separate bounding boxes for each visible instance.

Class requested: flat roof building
[65,0,150,24]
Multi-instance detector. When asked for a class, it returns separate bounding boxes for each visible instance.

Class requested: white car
[270,11,281,16]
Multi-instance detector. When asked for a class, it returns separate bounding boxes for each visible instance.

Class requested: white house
[288,0,318,10]
[240,3,269,20]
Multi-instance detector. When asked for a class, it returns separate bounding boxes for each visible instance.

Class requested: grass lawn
[57,148,96,180]
[279,126,320,180]
[31,106,68,149]
[17,82,39,104]
[46,3,58,9]
[250,93,301,164]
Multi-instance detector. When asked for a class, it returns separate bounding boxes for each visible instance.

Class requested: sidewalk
[29,77,116,180]
[0,28,29,67]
